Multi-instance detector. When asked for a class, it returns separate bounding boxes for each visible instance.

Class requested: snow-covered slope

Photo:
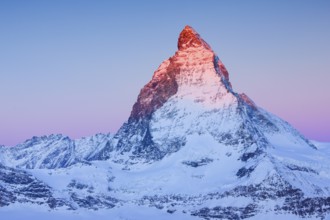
[1,26,330,219]
[111,26,316,164]
[0,133,112,169]
[0,134,76,169]
[74,133,113,161]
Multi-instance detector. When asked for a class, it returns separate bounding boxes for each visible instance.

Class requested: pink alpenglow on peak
[177,25,212,51]
[130,25,231,121]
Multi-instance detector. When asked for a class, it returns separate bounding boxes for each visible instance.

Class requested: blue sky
[0,0,329,145]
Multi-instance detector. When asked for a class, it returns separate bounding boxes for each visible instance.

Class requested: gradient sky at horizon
[1,0,329,146]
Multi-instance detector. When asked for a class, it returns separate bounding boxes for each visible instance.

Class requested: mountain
[112,25,317,163]
[0,133,112,169]
[1,26,330,220]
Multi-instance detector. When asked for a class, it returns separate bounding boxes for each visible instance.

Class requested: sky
[0,0,329,146]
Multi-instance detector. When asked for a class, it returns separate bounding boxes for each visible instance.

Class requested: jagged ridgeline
[1,26,330,219]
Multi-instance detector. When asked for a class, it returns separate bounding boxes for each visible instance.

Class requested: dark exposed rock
[71,193,118,210]
[67,180,89,190]
[192,204,258,220]
[182,158,213,167]
[286,164,318,174]
[0,170,34,185]
[114,118,186,162]
[136,175,330,219]
[167,209,176,214]
[239,148,263,162]
[278,196,330,218]
[17,181,52,199]
[0,185,16,207]
[130,66,179,120]
[236,166,255,178]
[0,164,74,209]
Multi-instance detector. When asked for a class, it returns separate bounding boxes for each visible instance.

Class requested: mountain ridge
[1,25,330,220]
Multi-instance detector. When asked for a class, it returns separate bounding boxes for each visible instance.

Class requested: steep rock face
[112,26,314,164]
[177,25,211,51]
[130,59,179,120]
[105,26,330,218]
[1,25,330,219]
[129,26,230,122]
[113,26,238,161]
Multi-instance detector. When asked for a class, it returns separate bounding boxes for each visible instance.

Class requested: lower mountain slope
[1,139,330,219]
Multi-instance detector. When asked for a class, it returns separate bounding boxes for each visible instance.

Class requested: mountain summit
[178,25,212,50]
[113,25,308,162]
[109,26,330,218]
[1,26,330,219]
[115,25,237,160]
[129,25,229,121]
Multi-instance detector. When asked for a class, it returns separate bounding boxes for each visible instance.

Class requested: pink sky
[0,1,329,146]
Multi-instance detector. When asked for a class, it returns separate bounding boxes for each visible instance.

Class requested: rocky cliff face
[1,26,330,219]
[112,25,235,161]
[111,25,315,165]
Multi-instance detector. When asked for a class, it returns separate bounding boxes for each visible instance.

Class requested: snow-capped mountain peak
[1,25,330,220]
[130,26,231,122]
[114,26,268,162]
